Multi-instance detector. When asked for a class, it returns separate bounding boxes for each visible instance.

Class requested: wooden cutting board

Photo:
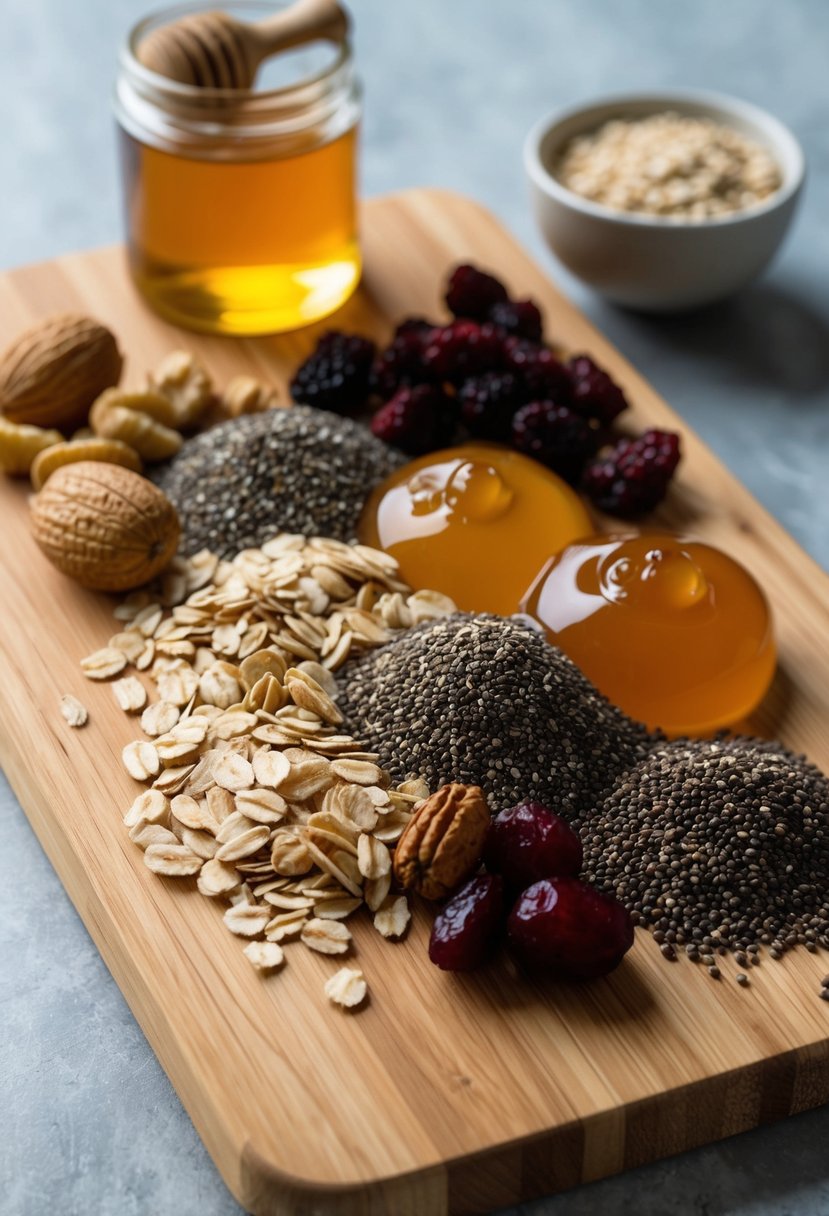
[2,189,828,1216]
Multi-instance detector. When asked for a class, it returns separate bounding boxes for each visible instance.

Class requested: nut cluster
[556,111,782,221]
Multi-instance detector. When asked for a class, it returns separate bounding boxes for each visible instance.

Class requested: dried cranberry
[429,874,505,972]
[511,401,598,484]
[507,877,634,978]
[568,355,629,425]
[290,331,375,414]
[370,325,436,399]
[445,264,509,320]
[423,321,506,384]
[484,801,583,891]
[502,338,572,401]
[459,371,527,442]
[581,429,681,517]
[370,384,457,455]
[489,298,544,342]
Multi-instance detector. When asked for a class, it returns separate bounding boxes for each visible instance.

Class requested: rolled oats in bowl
[555,110,782,222]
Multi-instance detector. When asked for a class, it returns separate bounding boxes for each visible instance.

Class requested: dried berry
[428,874,504,972]
[507,876,634,978]
[290,331,375,414]
[370,322,436,399]
[502,338,572,401]
[512,401,597,483]
[445,264,509,320]
[489,298,544,342]
[370,384,457,454]
[484,801,583,891]
[568,355,628,425]
[581,429,681,517]
[459,371,526,442]
[422,321,505,384]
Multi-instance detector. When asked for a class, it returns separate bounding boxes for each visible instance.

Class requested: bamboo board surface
[1,189,828,1216]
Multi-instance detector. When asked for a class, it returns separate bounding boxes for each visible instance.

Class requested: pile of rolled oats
[78,534,456,1010]
[555,111,782,221]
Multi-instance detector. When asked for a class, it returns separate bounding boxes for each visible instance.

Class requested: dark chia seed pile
[341,612,829,990]
[339,613,653,816]
[576,736,829,981]
[152,407,404,558]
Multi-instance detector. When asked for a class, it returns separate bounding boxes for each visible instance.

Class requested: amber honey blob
[522,533,776,735]
[359,442,594,615]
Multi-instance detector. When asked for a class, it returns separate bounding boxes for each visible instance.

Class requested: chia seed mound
[339,613,653,814]
[152,407,405,558]
[577,736,829,963]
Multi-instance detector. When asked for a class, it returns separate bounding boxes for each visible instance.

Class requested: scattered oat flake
[301,917,351,954]
[224,903,270,937]
[60,694,88,728]
[325,967,367,1009]
[81,647,128,680]
[112,676,148,714]
[374,896,411,939]
[143,843,203,876]
[244,940,285,972]
[122,740,161,781]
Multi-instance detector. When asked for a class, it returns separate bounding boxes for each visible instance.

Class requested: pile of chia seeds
[339,613,653,815]
[152,407,404,558]
[578,736,829,988]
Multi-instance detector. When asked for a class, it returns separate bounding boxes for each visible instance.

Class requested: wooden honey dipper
[138,0,348,89]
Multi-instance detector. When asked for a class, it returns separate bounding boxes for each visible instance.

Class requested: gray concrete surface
[2,2,829,1213]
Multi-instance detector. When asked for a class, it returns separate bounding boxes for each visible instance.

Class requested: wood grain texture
[0,189,828,1216]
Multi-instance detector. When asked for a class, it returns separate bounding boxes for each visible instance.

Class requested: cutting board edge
[235,1038,829,1215]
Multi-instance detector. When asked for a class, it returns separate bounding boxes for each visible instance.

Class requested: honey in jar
[359,442,594,616]
[522,533,776,735]
[114,4,361,335]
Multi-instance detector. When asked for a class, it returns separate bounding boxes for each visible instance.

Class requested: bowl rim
[523,87,806,230]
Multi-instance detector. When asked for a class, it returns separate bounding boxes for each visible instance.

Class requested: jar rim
[121,0,352,104]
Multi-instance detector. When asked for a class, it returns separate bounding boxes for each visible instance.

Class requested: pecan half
[393,783,491,901]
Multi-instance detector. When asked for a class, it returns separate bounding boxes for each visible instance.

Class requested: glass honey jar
[114,2,362,335]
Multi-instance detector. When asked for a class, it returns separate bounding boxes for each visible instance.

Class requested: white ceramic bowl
[524,89,805,312]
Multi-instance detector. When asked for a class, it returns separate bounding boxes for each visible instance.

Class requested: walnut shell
[0,314,123,431]
[393,783,491,901]
[30,461,180,591]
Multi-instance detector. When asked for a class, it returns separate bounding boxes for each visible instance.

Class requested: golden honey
[359,442,594,615]
[115,4,361,335]
[522,533,776,736]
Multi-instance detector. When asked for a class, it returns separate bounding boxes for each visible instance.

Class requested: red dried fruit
[370,384,457,454]
[507,877,634,978]
[370,322,436,399]
[290,331,375,414]
[422,321,505,384]
[581,429,681,517]
[428,874,505,972]
[484,801,583,890]
[511,401,598,484]
[489,298,544,342]
[445,264,509,320]
[459,371,527,442]
[568,355,628,425]
[502,338,572,401]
